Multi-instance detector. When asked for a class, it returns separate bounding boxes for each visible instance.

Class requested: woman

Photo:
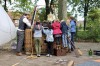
[61,21,68,48]
[69,17,76,43]
[43,23,54,57]
[33,21,43,57]
[52,20,62,46]
[69,17,76,51]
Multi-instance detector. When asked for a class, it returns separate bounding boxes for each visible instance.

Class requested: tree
[58,0,67,20]
[38,8,46,21]
[0,0,11,11]
[45,0,67,20]
[13,0,34,12]
[67,0,100,30]
[86,8,100,42]
[45,0,55,20]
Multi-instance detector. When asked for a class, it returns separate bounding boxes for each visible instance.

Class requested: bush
[75,30,100,42]
[75,8,100,42]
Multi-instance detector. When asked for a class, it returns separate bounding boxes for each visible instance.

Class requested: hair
[23,12,30,16]
[36,22,40,25]
[48,22,52,29]
[69,16,74,20]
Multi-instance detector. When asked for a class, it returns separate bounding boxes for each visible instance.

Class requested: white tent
[0,5,16,46]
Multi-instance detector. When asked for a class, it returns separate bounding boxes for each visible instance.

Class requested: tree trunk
[45,0,50,20]
[0,0,1,4]
[45,0,54,20]
[58,0,67,20]
[4,0,7,11]
[84,0,89,30]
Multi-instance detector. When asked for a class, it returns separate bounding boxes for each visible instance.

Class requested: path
[0,42,100,66]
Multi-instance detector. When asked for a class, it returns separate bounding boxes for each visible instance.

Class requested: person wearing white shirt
[16,12,31,56]
[43,23,54,57]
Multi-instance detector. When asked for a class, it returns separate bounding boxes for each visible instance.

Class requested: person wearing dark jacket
[61,21,68,48]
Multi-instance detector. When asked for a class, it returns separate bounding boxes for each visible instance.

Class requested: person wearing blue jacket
[69,17,76,45]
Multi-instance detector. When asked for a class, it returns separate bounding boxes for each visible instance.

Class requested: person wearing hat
[16,12,31,56]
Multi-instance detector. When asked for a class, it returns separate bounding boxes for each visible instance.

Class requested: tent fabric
[0,5,16,46]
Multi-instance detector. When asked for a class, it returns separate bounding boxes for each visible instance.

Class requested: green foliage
[38,8,46,21]
[68,0,100,14]
[1,0,12,11]
[14,0,34,12]
[76,8,100,42]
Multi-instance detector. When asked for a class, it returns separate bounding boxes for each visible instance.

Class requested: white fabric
[43,29,54,42]
[23,17,31,27]
[34,30,42,37]
[0,5,16,46]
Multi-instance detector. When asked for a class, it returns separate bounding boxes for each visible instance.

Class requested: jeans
[71,32,75,44]
[71,32,75,51]
[16,30,25,53]
[67,37,71,49]
[62,33,68,47]
[34,37,42,55]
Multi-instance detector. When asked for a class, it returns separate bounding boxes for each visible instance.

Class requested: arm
[23,18,31,27]
[42,28,47,34]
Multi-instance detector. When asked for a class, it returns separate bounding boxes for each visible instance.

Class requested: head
[24,12,30,19]
[48,22,52,29]
[36,21,40,25]
[69,16,74,21]
[66,19,70,25]
[61,20,64,23]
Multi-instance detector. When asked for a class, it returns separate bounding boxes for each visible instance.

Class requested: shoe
[71,48,74,51]
[16,52,22,56]
[37,54,41,57]
[46,54,50,57]
[38,54,41,57]
[49,55,52,57]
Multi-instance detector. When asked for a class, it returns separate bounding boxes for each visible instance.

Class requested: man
[16,12,31,56]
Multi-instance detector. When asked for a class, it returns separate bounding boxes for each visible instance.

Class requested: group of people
[16,12,76,57]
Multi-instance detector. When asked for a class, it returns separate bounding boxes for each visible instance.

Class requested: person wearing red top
[52,20,62,45]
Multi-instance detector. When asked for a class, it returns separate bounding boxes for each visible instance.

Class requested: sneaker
[46,54,50,57]
[37,54,41,57]
[16,52,22,56]
[38,54,41,57]
[49,55,52,57]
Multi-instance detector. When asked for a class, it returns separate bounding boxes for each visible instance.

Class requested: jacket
[33,24,43,37]
[61,21,68,34]
[18,16,26,30]
[52,21,62,35]
[70,20,76,32]
[43,28,54,42]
